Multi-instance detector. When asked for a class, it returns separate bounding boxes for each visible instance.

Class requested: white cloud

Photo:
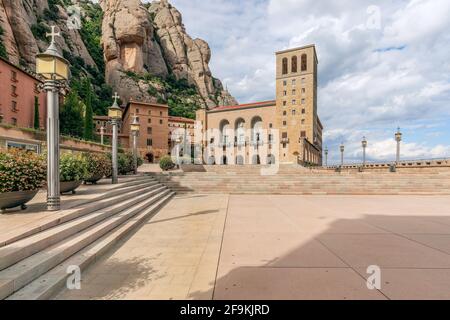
[162,0,450,162]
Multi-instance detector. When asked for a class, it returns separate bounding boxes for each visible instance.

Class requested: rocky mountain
[0,0,237,116]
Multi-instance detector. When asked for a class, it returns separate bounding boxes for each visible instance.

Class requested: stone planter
[0,190,39,212]
[84,174,104,185]
[60,181,82,194]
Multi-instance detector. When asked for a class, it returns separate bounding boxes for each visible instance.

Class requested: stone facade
[96,101,196,163]
[195,45,323,166]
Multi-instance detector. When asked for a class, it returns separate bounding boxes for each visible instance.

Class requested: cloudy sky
[161,0,450,164]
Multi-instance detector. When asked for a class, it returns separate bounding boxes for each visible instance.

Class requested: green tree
[83,78,94,141]
[60,90,84,138]
[33,96,40,130]
[0,26,8,59]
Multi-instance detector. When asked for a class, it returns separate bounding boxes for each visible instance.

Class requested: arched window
[282,58,288,75]
[291,56,298,73]
[301,54,307,71]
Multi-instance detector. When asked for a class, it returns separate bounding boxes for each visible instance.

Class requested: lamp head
[108,92,123,120]
[35,26,70,81]
[130,115,140,133]
[395,127,402,141]
[362,136,368,148]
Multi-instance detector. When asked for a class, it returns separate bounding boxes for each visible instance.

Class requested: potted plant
[60,153,87,194]
[159,156,175,171]
[83,153,111,184]
[0,149,46,211]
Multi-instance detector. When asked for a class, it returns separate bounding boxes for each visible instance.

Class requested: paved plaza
[55,194,450,300]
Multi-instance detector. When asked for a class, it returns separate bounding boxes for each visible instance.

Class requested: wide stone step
[0,178,159,248]
[6,191,175,300]
[0,187,173,299]
[0,184,167,271]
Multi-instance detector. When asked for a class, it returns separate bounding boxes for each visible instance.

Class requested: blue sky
[152,0,450,163]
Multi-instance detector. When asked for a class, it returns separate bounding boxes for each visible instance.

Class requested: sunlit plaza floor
[55,194,450,300]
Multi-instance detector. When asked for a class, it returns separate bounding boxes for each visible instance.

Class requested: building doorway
[146,153,154,163]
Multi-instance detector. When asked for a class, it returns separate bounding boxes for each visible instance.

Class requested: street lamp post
[340,143,345,167]
[324,146,328,167]
[100,126,105,145]
[108,93,122,184]
[395,127,402,164]
[362,136,368,167]
[130,115,140,175]
[36,26,70,211]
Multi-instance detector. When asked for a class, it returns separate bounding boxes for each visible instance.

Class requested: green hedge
[0,149,46,193]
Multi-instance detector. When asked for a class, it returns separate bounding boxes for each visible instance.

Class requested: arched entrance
[146,153,154,163]
[267,154,276,165]
[236,155,244,165]
[252,154,261,165]
[207,156,216,165]
[221,156,228,165]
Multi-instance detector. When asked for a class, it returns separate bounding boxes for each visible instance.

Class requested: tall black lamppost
[340,143,345,166]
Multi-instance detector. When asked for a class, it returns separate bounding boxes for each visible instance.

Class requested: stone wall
[0,125,112,154]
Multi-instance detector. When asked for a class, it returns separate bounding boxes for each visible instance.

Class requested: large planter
[84,174,104,185]
[60,181,82,194]
[0,190,39,212]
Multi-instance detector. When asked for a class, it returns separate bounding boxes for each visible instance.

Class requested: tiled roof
[210,100,276,112]
[169,116,195,123]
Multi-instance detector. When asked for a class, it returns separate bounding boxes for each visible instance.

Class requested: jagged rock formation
[0,0,237,112]
[0,0,96,70]
[101,0,237,108]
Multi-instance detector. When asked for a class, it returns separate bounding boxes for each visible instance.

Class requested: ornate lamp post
[130,115,140,174]
[324,146,328,167]
[100,126,105,145]
[395,127,402,164]
[108,93,122,184]
[36,26,70,211]
[362,136,368,167]
[340,143,345,166]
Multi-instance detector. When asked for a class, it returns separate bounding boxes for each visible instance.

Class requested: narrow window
[301,131,306,137]
[282,58,288,75]
[301,54,307,71]
[147,127,152,134]
[291,56,298,73]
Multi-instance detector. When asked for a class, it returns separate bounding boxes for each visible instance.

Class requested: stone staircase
[153,166,450,195]
[0,176,175,300]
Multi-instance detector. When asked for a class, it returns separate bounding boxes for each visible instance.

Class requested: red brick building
[94,101,195,163]
[0,57,46,129]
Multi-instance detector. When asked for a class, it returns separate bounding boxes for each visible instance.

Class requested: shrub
[118,153,133,175]
[159,156,175,171]
[0,149,46,193]
[83,153,111,181]
[60,153,87,182]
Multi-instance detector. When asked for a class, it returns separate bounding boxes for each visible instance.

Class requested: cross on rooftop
[46,26,60,44]
[112,92,120,102]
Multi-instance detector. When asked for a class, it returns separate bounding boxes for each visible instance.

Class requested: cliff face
[101,0,237,108]
[0,0,237,111]
[0,0,95,69]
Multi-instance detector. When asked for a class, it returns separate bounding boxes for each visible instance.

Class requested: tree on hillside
[33,96,40,130]
[60,91,84,138]
[83,78,94,141]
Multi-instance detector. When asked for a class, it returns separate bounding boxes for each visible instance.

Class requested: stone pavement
[55,194,228,300]
[55,194,450,300]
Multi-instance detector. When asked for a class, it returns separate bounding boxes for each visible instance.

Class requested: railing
[325,157,450,169]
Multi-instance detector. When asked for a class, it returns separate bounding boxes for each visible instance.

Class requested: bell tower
[275,45,322,164]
